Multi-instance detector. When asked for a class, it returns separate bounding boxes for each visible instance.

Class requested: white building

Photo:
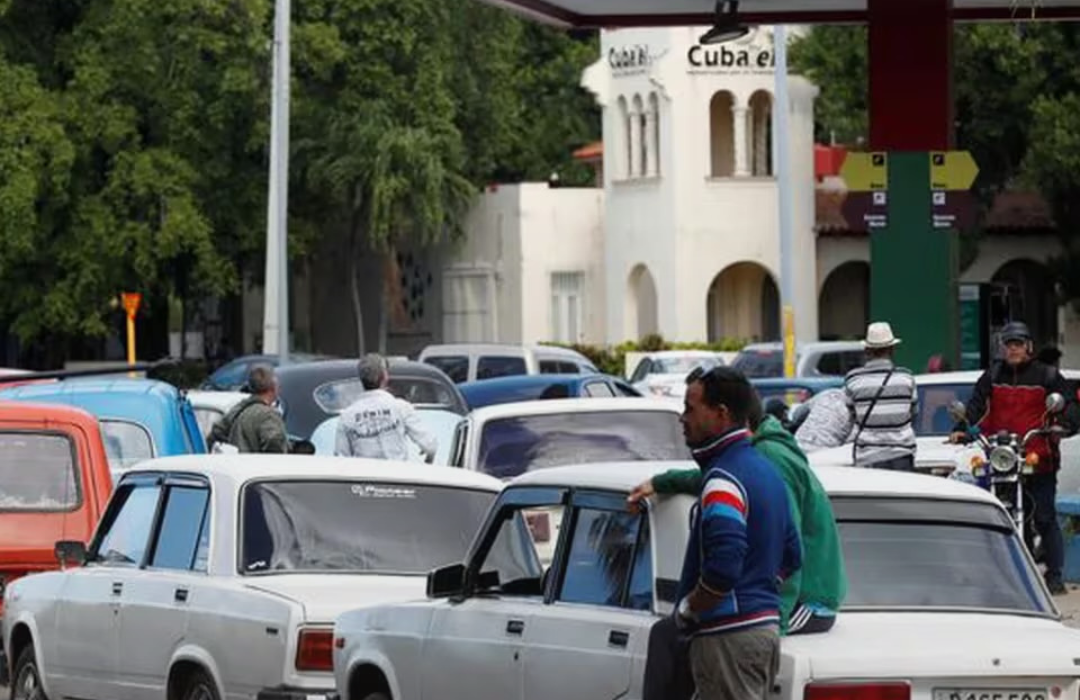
[431,24,1080,363]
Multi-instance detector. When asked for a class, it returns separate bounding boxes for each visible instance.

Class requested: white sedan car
[3,454,504,700]
[332,462,1080,700]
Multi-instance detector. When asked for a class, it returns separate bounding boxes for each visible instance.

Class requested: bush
[542,335,749,377]
[148,359,211,389]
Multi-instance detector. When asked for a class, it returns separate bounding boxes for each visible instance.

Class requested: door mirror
[947,400,968,424]
[427,563,466,599]
[1047,392,1066,414]
[55,540,87,568]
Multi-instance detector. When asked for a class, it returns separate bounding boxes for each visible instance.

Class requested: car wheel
[181,668,220,700]
[12,645,47,700]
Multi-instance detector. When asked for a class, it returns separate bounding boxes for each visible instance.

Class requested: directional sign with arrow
[840,152,888,191]
[842,190,889,231]
[930,151,978,191]
[931,190,976,231]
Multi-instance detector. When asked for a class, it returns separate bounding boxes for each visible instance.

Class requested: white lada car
[3,454,503,700]
[332,462,1080,700]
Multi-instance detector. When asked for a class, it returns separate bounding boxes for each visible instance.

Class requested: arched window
[708,91,735,178]
[632,94,645,178]
[616,96,630,179]
[749,90,773,177]
[648,92,661,177]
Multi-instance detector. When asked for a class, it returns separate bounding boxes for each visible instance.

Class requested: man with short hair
[335,353,437,462]
[209,365,289,453]
[670,366,802,700]
[844,321,918,470]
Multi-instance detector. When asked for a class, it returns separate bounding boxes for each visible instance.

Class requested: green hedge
[542,334,749,377]
[148,359,212,389]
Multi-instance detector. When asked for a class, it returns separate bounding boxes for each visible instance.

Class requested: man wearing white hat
[843,322,918,470]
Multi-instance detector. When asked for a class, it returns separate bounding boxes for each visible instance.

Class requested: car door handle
[506,619,525,636]
[174,588,189,603]
[608,630,629,648]
[111,581,123,596]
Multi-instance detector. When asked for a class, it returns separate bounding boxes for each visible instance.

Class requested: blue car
[750,376,845,407]
[459,373,642,410]
[0,378,206,476]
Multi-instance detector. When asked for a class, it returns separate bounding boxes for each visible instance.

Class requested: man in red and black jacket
[950,321,1079,594]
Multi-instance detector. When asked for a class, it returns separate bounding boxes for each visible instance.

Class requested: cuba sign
[609,45,651,73]
[687,43,775,73]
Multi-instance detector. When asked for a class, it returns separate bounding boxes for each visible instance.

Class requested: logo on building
[687,28,775,74]
[608,44,652,74]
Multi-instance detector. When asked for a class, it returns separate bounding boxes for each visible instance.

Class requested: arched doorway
[991,259,1058,349]
[819,261,870,340]
[706,262,780,342]
[709,91,735,177]
[626,264,659,340]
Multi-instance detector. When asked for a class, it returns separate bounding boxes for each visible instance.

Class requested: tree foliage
[0,0,601,358]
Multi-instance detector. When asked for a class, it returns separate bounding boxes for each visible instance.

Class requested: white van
[417,343,599,383]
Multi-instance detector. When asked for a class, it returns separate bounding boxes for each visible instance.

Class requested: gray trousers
[689,625,780,700]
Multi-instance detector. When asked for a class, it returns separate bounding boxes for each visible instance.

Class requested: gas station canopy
[482,0,1080,26]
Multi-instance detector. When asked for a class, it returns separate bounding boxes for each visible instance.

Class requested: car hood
[807,437,974,470]
[242,573,427,624]
[784,612,1080,678]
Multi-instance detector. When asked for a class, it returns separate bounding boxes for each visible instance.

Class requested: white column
[644,109,658,177]
[732,104,750,177]
[628,107,642,178]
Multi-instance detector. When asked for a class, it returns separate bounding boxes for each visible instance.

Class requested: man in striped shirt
[844,322,919,470]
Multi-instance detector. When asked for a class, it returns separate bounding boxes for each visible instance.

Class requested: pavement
[1058,584,1080,627]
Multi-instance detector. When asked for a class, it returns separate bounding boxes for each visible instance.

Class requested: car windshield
[313,377,459,413]
[425,356,468,383]
[100,420,155,472]
[731,348,783,378]
[477,410,689,479]
[834,496,1052,614]
[0,433,80,510]
[653,357,719,375]
[915,382,975,436]
[240,480,496,574]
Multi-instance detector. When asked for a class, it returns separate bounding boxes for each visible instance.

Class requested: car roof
[469,396,680,421]
[421,343,591,360]
[185,391,250,411]
[509,461,1001,505]
[121,454,505,492]
[0,377,181,400]
[750,377,845,388]
[460,374,613,391]
[275,357,449,380]
[0,399,104,427]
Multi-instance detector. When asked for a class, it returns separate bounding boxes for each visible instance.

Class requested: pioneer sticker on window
[350,484,417,499]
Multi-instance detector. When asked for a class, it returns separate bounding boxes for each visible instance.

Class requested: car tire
[180,668,220,700]
[11,644,47,700]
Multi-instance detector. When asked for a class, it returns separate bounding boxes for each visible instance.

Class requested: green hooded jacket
[652,415,847,634]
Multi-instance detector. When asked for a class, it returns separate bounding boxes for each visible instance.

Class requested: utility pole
[262,0,291,364]
[773,24,796,378]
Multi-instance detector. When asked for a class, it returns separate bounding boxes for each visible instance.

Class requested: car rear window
[424,356,469,383]
[100,420,155,472]
[915,382,975,436]
[314,378,459,413]
[833,496,1051,614]
[0,432,80,511]
[240,480,497,574]
[731,349,783,378]
[477,410,690,479]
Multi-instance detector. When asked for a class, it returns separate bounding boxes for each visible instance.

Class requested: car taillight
[804,682,911,700]
[295,628,334,672]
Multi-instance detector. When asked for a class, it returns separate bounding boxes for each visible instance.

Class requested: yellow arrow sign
[840,152,888,191]
[930,151,978,190]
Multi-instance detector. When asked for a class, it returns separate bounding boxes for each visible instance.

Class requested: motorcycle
[947,392,1067,541]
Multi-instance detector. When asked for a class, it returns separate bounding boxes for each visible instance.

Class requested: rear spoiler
[0,358,179,384]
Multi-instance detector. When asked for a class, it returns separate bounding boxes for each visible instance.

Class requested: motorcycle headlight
[989,445,1018,473]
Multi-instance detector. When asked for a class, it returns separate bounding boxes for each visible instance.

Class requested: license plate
[933,690,1046,700]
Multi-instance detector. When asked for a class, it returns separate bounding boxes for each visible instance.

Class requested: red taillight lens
[804,683,911,700]
[295,629,334,672]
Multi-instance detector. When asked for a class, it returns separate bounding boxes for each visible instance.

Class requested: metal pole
[773,24,796,378]
[262,0,291,364]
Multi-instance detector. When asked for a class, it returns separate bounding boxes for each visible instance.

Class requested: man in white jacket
[334,354,438,462]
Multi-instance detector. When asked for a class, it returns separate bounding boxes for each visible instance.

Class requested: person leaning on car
[208,365,289,453]
[949,321,1079,595]
[657,366,802,700]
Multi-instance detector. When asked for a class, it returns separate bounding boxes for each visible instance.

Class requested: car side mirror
[947,400,968,423]
[427,563,466,599]
[55,540,87,568]
[1047,392,1066,414]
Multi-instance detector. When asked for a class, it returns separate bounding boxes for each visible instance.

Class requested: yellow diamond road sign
[930,151,978,191]
[840,152,888,191]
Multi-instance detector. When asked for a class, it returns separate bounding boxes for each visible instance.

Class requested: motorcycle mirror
[947,401,968,423]
[1046,392,1066,414]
